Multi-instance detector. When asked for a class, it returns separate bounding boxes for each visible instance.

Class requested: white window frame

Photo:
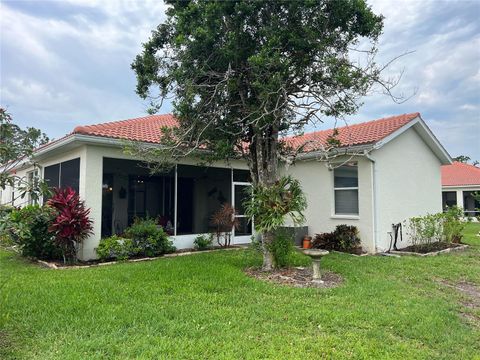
[332,162,359,218]
[27,169,39,205]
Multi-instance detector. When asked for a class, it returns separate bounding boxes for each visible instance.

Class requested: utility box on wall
[278,226,309,247]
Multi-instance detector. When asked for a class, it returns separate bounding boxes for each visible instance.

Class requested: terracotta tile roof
[284,113,420,152]
[441,162,480,186]
[72,114,178,143]
[69,112,420,152]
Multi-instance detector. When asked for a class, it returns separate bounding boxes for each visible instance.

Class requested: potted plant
[302,235,312,249]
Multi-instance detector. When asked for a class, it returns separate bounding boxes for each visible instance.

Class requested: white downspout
[365,151,378,253]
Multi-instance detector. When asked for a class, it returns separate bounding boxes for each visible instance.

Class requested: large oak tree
[132,0,396,270]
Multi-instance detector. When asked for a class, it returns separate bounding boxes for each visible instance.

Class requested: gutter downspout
[364,150,378,253]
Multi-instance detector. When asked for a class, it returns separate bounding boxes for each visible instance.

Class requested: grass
[1,223,479,359]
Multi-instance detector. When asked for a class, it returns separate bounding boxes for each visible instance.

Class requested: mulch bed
[35,246,245,269]
[245,266,343,288]
[390,243,468,256]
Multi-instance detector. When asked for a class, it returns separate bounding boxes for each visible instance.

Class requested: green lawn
[1,224,479,359]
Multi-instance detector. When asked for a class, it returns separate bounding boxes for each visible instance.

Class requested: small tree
[245,176,306,268]
[131,0,405,270]
[47,187,93,263]
[0,108,50,203]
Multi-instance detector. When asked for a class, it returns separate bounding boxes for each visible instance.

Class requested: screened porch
[101,158,253,245]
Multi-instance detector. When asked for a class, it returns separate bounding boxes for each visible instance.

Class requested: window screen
[60,158,80,193]
[43,158,80,194]
[442,191,457,210]
[44,164,60,189]
[333,162,359,215]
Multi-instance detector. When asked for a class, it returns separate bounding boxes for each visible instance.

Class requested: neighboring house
[1,112,451,259]
[441,161,480,217]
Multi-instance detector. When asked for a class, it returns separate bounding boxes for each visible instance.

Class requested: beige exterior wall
[371,127,443,251]
[284,156,376,252]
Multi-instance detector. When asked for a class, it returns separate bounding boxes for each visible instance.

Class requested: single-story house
[1,112,452,259]
[441,161,480,217]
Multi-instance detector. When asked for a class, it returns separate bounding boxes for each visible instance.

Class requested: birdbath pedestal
[302,249,329,283]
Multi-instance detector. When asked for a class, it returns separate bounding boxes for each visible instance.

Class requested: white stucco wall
[284,156,375,252]
[371,127,443,251]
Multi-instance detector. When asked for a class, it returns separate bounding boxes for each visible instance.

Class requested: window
[333,162,359,215]
[442,191,457,210]
[44,158,80,194]
[27,170,39,205]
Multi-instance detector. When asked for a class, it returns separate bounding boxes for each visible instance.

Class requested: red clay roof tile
[284,112,420,151]
[441,162,480,186]
[68,112,420,151]
[72,114,178,144]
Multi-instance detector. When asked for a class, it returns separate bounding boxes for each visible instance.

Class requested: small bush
[334,225,361,251]
[269,229,295,268]
[193,234,213,251]
[48,187,93,263]
[312,232,337,250]
[0,205,61,260]
[312,225,361,253]
[442,206,465,243]
[96,235,133,261]
[124,217,175,257]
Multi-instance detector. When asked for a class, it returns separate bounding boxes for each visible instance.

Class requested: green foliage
[407,213,444,247]
[245,176,307,233]
[193,234,213,251]
[130,0,386,168]
[334,225,361,251]
[96,236,133,261]
[312,225,361,252]
[1,108,50,202]
[268,229,295,268]
[124,217,175,257]
[407,208,467,247]
[0,205,61,259]
[442,206,465,243]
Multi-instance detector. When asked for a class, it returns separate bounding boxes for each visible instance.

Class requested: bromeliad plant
[245,176,307,270]
[47,187,93,263]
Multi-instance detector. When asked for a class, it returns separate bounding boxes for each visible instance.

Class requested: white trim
[332,162,360,216]
[330,215,359,220]
[442,185,480,189]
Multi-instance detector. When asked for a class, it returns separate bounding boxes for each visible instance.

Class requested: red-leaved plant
[47,187,93,263]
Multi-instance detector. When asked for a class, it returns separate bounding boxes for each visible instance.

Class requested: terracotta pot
[302,236,312,249]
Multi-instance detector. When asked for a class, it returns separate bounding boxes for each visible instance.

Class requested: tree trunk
[262,230,275,270]
[253,122,279,271]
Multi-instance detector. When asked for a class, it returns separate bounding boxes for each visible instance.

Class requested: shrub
[0,205,61,259]
[124,217,175,257]
[407,213,444,248]
[96,235,133,261]
[312,232,337,250]
[210,204,238,247]
[47,187,93,263]
[334,225,361,251]
[193,234,213,251]
[312,225,361,252]
[442,206,465,243]
[268,229,295,268]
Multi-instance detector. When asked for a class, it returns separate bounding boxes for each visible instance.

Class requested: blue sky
[1,0,479,160]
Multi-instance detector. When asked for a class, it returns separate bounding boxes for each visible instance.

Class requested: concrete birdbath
[302,249,329,283]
